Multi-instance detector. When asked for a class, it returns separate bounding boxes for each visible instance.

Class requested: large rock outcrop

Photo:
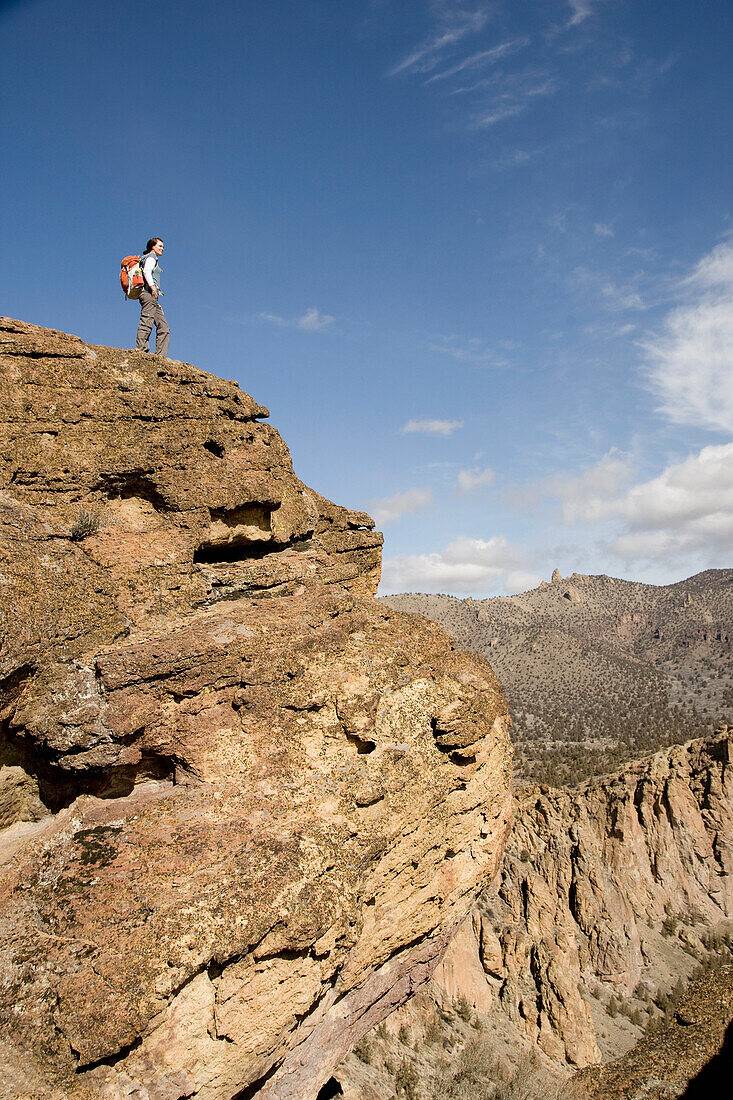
[0,320,513,1099]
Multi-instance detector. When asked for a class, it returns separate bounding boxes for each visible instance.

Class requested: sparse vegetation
[424,1012,442,1045]
[431,1043,558,1100]
[384,575,732,787]
[353,1036,372,1064]
[661,912,679,936]
[394,1057,419,1098]
[70,506,101,541]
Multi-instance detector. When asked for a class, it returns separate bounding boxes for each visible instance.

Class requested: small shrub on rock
[70,507,101,541]
[353,1037,372,1064]
[662,913,679,936]
[424,1013,442,1045]
[394,1058,419,1099]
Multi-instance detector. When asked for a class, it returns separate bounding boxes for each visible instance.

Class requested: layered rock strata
[0,320,513,1099]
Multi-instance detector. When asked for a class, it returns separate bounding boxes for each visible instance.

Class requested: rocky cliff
[435,731,733,1067]
[0,320,513,1100]
[335,731,733,1097]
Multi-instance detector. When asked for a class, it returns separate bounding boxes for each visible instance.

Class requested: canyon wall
[0,320,513,1100]
[334,732,732,1098]
[434,731,733,1067]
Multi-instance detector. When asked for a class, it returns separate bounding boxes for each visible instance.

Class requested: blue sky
[2,0,732,595]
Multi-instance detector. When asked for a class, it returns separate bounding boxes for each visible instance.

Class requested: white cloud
[401,418,464,436]
[367,486,434,526]
[297,307,334,331]
[686,239,733,290]
[645,239,733,433]
[594,222,614,238]
[456,466,495,494]
[259,307,334,332]
[550,449,636,523]
[547,443,733,566]
[381,534,538,595]
[612,442,733,537]
[505,569,545,593]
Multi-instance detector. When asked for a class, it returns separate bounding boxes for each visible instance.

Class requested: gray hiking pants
[136,289,170,357]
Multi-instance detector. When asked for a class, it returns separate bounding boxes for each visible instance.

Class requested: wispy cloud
[425,36,529,83]
[644,239,733,433]
[456,466,495,494]
[400,417,464,436]
[571,265,647,312]
[381,534,540,595]
[600,281,645,311]
[367,486,434,525]
[567,0,598,27]
[506,449,636,519]
[430,335,510,367]
[594,222,614,238]
[297,307,334,331]
[483,147,536,172]
[470,72,557,128]
[588,51,678,93]
[389,3,490,77]
[259,307,334,332]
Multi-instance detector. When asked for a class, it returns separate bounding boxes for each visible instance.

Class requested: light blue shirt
[141,252,162,292]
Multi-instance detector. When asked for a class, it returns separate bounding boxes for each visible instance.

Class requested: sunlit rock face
[0,319,512,1100]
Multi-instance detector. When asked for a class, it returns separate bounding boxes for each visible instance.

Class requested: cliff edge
[0,320,513,1099]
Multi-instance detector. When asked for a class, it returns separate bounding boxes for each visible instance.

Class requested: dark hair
[145,237,163,253]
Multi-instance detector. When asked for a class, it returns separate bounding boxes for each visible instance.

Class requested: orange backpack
[120,255,144,299]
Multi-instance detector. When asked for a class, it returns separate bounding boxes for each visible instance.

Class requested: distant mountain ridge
[384,569,733,784]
